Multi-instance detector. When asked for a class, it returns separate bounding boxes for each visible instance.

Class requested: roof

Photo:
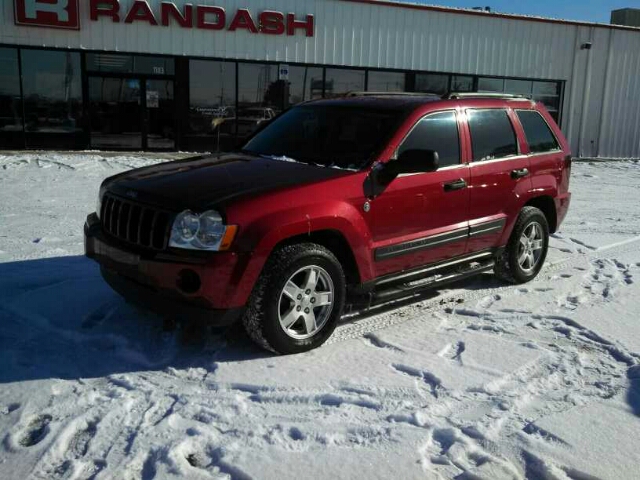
[302,95,442,111]
[339,0,640,32]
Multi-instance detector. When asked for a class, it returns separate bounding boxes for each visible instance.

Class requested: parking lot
[1,153,639,480]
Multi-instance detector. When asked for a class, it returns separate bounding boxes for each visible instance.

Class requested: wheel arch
[274,230,362,286]
[525,195,558,233]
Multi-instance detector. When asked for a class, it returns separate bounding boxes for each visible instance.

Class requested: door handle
[443,179,468,192]
[511,168,530,179]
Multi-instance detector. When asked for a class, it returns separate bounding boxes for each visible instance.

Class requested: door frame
[87,71,176,151]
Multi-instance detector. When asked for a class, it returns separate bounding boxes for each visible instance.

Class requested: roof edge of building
[339,0,640,33]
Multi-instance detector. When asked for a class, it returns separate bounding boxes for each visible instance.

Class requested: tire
[242,243,346,355]
[494,206,550,284]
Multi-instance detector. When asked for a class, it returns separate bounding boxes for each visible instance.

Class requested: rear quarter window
[516,110,560,153]
[467,109,518,162]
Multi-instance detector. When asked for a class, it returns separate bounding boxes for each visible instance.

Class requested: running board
[346,255,495,311]
[371,259,495,306]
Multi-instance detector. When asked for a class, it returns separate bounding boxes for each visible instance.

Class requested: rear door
[514,109,570,225]
[370,110,470,278]
[464,108,532,253]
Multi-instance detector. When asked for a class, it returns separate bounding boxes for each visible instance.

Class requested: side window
[516,110,560,153]
[398,111,461,168]
[467,109,518,162]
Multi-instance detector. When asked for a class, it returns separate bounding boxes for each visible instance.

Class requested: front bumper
[84,213,246,326]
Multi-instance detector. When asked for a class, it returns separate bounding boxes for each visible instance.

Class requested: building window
[516,110,560,153]
[21,49,83,147]
[87,54,175,75]
[188,60,236,151]
[399,111,461,168]
[451,75,474,92]
[287,66,324,105]
[532,82,561,121]
[505,79,533,95]
[0,48,22,147]
[478,77,505,92]
[324,68,365,97]
[415,73,449,95]
[367,71,406,92]
[467,109,518,162]
[479,77,562,121]
[238,63,279,141]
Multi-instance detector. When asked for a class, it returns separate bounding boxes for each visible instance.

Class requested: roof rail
[344,91,441,98]
[444,92,533,100]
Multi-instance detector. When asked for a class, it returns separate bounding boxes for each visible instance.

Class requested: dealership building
[1,0,640,158]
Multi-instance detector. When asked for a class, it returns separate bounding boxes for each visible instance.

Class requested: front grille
[101,193,171,250]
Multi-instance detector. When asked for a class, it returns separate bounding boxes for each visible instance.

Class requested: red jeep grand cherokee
[85,93,571,354]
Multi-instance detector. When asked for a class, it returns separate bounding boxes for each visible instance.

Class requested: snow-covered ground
[0,152,639,480]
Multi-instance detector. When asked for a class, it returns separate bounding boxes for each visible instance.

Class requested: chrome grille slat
[100,193,171,251]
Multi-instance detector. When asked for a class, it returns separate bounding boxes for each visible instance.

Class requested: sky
[413,0,638,23]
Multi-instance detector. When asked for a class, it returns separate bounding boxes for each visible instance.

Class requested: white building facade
[1,0,639,157]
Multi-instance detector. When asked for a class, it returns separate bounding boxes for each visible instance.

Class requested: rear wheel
[242,243,346,354]
[495,206,550,284]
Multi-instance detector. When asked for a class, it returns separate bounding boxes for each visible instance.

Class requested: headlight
[169,210,238,251]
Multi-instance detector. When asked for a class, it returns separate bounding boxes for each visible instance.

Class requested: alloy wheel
[277,266,334,340]
[518,222,544,273]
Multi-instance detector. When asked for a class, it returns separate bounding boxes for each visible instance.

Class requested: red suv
[85,93,571,354]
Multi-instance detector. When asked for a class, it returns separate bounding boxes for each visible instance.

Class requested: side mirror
[386,149,439,176]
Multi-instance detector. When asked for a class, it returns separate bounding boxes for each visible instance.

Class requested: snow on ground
[0,153,639,480]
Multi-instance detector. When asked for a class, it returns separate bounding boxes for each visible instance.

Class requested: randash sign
[14,0,315,37]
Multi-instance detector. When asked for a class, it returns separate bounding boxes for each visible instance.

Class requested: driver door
[369,110,470,278]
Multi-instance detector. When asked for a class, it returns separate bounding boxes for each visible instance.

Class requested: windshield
[241,105,407,170]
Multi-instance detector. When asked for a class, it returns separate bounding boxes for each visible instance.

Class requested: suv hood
[103,153,355,211]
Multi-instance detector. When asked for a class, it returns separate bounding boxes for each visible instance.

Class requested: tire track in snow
[330,236,640,344]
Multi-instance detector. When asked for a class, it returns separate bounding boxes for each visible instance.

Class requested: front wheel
[495,206,550,284]
[242,243,346,354]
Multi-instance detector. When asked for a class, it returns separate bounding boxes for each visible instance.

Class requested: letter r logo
[14,0,80,30]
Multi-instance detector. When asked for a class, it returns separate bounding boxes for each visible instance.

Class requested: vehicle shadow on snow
[0,256,271,385]
[5,255,640,419]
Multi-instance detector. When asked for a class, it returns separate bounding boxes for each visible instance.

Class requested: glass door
[145,79,175,150]
[89,77,142,150]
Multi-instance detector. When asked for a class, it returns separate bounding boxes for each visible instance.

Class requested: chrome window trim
[396,163,468,178]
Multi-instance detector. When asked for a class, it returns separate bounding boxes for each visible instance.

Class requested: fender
[224,201,375,306]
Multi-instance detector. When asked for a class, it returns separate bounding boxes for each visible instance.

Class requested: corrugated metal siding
[0,0,577,77]
[1,0,640,157]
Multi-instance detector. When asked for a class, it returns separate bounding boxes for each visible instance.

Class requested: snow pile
[0,154,639,479]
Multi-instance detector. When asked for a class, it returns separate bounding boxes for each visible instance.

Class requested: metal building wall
[0,0,639,157]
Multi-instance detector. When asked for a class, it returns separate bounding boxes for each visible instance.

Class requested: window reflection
[238,63,279,140]
[367,71,406,92]
[451,75,474,92]
[21,49,83,144]
[287,66,324,105]
[0,48,22,146]
[87,54,174,75]
[189,60,236,151]
[415,73,449,95]
[324,69,365,97]
[478,77,504,92]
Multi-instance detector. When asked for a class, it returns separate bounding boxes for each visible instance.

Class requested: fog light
[177,269,201,294]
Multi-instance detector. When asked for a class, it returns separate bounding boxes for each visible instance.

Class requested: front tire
[495,206,550,284]
[242,243,346,354]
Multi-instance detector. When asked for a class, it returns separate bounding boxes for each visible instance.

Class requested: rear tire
[495,207,550,284]
[242,243,346,355]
